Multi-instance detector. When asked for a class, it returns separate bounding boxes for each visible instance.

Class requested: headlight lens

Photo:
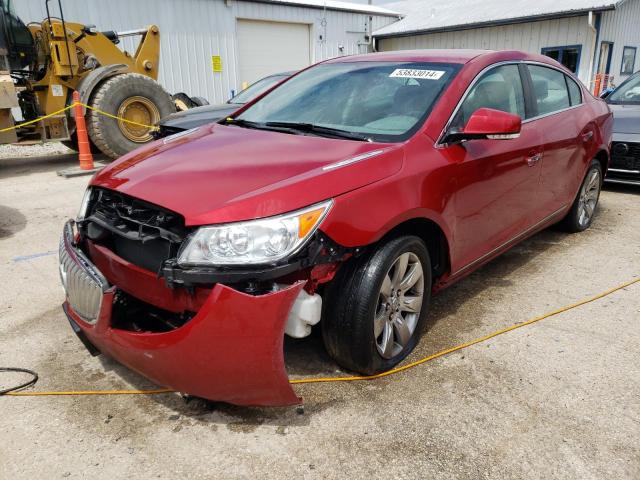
[77,188,92,221]
[178,200,332,266]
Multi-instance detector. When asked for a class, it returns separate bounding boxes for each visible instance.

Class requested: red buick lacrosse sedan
[60,50,612,406]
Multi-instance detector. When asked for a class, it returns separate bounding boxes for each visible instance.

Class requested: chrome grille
[611,142,640,170]
[59,222,109,324]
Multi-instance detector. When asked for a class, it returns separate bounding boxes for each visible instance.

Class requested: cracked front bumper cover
[60,221,303,406]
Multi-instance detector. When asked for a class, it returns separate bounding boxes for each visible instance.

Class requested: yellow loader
[0,0,194,159]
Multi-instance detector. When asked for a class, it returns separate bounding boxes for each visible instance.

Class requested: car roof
[325,49,493,64]
[324,49,563,67]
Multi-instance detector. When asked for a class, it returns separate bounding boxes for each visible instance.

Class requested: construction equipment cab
[0,0,176,158]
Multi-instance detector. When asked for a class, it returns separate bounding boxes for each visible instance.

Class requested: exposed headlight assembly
[178,200,333,266]
[77,187,92,221]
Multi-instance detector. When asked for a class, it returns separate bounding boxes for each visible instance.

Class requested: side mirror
[444,108,522,143]
[600,89,613,99]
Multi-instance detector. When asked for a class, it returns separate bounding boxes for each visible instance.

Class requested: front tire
[560,159,603,232]
[322,236,432,375]
[87,73,175,159]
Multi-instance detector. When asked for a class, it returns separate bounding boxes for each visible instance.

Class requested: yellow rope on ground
[4,276,638,397]
[0,102,158,134]
[7,388,173,396]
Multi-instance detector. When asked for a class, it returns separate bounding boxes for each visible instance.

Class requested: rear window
[528,65,571,116]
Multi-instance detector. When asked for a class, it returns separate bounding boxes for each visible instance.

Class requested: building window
[541,45,582,73]
[597,41,614,74]
[621,46,637,75]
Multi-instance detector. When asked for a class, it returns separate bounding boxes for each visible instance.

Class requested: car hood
[91,124,402,225]
[608,103,640,134]
[160,104,241,131]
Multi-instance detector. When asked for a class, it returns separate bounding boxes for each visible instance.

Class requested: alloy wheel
[117,96,161,143]
[374,252,425,359]
[577,168,601,228]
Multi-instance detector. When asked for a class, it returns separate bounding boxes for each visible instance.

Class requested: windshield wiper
[264,122,371,142]
[223,118,262,129]
[224,118,306,135]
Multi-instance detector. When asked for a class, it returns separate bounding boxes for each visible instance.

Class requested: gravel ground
[0,146,639,479]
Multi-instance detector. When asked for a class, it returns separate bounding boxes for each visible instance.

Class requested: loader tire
[61,132,101,154]
[87,73,175,159]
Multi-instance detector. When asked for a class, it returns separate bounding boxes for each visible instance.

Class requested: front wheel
[559,159,603,232]
[322,236,432,375]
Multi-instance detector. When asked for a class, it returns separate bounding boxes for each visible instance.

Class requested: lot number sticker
[389,69,445,80]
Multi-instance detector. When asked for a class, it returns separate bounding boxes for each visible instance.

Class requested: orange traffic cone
[73,91,94,170]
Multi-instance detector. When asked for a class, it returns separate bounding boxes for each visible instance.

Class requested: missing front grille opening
[111,290,195,333]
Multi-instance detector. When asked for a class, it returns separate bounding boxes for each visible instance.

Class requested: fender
[70,64,129,118]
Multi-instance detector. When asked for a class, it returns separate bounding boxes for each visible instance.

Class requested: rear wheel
[172,92,198,111]
[559,159,603,232]
[87,73,175,159]
[61,131,100,154]
[322,236,432,375]
[191,96,209,107]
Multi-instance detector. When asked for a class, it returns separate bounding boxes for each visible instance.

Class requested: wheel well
[594,149,609,175]
[380,218,451,280]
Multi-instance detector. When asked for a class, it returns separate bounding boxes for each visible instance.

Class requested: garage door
[236,19,310,88]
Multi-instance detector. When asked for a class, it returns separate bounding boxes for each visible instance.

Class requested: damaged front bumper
[59,220,303,406]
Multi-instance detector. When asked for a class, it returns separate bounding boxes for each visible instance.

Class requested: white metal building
[16,0,400,103]
[374,0,640,89]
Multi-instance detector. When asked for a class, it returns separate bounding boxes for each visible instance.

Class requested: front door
[444,64,543,272]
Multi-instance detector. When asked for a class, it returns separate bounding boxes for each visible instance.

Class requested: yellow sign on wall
[212,55,222,73]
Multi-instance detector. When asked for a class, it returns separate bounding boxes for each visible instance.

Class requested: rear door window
[528,65,571,116]
[452,64,526,128]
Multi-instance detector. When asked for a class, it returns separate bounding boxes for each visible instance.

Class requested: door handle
[582,131,594,142]
[526,152,543,167]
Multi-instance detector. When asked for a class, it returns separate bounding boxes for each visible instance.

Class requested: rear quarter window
[566,76,582,106]
[528,65,571,116]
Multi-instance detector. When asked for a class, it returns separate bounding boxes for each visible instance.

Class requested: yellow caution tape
[0,104,75,133]
[0,101,158,134]
[4,276,638,397]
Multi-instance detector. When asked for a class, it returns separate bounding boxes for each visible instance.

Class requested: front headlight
[76,187,92,221]
[178,200,333,266]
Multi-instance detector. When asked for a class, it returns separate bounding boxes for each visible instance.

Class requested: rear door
[525,64,590,219]
[445,64,544,271]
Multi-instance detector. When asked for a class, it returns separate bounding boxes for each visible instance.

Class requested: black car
[603,71,640,185]
[155,71,294,138]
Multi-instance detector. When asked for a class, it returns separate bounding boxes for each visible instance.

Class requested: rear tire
[191,96,209,107]
[559,159,603,233]
[87,73,175,159]
[172,92,197,111]
[61,131,101,154]
[322,236,432,375]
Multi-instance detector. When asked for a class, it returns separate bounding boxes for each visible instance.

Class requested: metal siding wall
[14,0,398,104]
[378,16,595,85]
[598,0,640,82]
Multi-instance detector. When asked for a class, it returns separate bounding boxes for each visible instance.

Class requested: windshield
[608,73,640,104]
[230,74,289,104]
[236,61,460,142]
